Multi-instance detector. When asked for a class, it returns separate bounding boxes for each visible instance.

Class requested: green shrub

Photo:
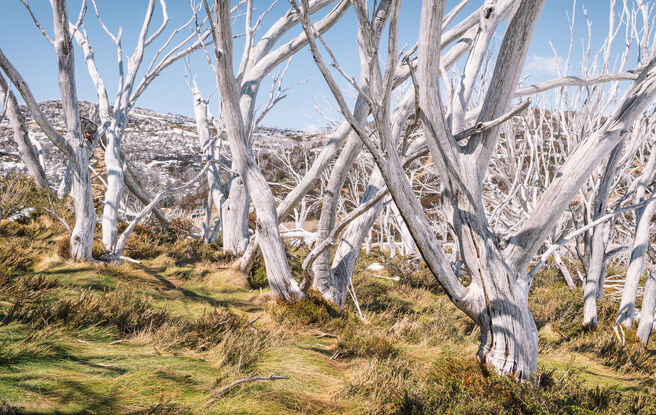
[248,255,269,289]
[0,175,50,221]
[248,245,305,289]
[122,224,166,260]
[345,352,656,414]
[267,290,344,327]
[352,277,412,315]
[336,323,397,359]
[0,243,33,277]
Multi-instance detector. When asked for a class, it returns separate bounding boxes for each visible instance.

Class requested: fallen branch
[207,375,288,405]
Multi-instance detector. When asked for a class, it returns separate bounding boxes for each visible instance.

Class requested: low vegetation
[0,191,655,413]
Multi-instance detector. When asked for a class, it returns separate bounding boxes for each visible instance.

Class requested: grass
[0,214,655,414]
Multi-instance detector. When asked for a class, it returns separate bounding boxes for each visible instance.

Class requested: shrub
[0,175,49,221]
[248,245,305,289]
[122,224,166,260]
[351,277,412,315]
[382,253,441,293]
[168,216,195,240]
[248,255,269,289]
[345,352,656,414]
[267,290,344,327]
[0,243,33,277]
[336,323,397,359]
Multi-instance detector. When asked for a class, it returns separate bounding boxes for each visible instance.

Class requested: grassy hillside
[1,215,655,414]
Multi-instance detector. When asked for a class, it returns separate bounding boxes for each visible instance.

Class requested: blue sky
[0,1,633,130]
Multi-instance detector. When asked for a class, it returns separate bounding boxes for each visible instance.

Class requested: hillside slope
[1,213,655,414]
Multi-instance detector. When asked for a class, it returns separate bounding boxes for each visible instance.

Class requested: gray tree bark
[207,0,303,300]
[616,145,656,327]
[636,269,656,348]
[583,142,625,329]
[222,175,250,254]
[0,72,50,190]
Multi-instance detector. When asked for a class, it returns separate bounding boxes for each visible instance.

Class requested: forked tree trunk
[192,86,225,243]
[329,170,386,306]
[636,269,656,348]
[209,0,302,300]
[222,175,250,255]
[312,129,365,297]
[0,0,96,260]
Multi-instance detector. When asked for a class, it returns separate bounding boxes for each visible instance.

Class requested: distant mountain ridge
[0,100,328,208]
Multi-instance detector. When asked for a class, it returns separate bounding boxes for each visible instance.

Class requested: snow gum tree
[295,0,656,378]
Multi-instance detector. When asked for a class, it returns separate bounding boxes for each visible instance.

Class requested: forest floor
[1,215,656,414]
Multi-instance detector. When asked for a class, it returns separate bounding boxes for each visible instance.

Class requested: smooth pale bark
[209,0,302,300]
[312,0,408,301]
[553,251,577,290]
[217,0,349,269]
[504,58,656,271]
[617,200,656,327]
[311,130,364,295]
[238,87,370,273]
[321,91,419,305]
[192,86,226,243]
[415,0,543,378]
[636,270,656,348]
[0,73,50,190]
[390,201,415,256]
[0,36,94,260]
[583,142,624,329]
[71,0,209,253]
[102,122,125,251]
[329,169,386,306]
[222,176,250,254]
[238,3,483,273]
[52,0,95,259]
[616,140,656,327]
[57,162,72,198]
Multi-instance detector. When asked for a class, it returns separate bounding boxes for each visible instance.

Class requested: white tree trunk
[101,123,125,252]
[583,143,624,329]
[192,86,226,243]
[0,73,50,190]
[553,251,577,290]
[222,175,250,255]
[209,0,302,300]
[312,123,366,298]
[329,169,386,306]
[69,149,96,259]
[57,161,72,199]
[617,199,656,327]
[0,0,95,260]
[636,269,656,348]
